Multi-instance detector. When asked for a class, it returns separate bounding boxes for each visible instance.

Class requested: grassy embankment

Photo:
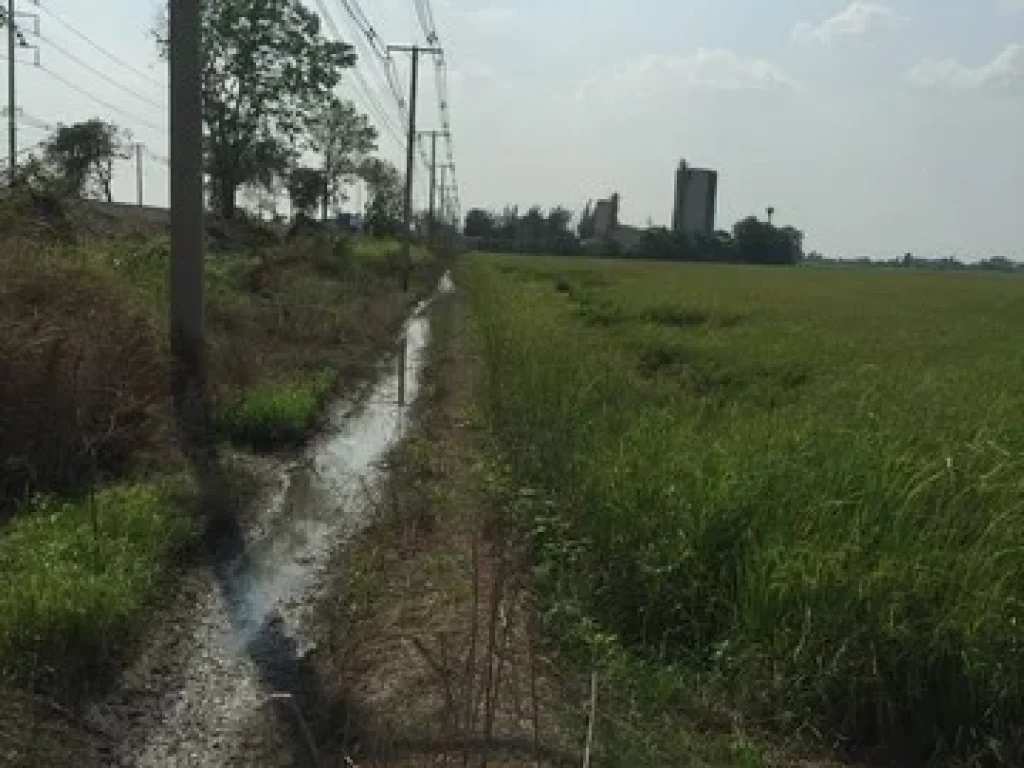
[468,254,1024,765]
[0,195,437,687]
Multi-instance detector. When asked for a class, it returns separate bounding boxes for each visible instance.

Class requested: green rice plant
[467,254,1024,764]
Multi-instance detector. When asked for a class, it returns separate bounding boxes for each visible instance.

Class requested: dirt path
[55,278,453,767]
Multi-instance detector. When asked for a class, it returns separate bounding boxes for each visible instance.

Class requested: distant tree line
[463,204,806,265]
[464,205,581,255]
[637,217,804,265]
[803,252,1023,272]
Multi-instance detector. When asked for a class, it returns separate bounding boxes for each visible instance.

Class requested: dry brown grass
[0,241,172,516]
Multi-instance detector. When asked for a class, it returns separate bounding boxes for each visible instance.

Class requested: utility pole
[388,44,442,291]
[169,0,206,450]
[416,130,448,241]
[3,1,37,179]
[438,163,446,229]
[7,0,16,176]
[321,157,330,222]
[437,164,455,231]
[135,142,144,206]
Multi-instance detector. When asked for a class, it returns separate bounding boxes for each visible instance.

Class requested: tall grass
[0,478,195,685]
[468,255,1024,763]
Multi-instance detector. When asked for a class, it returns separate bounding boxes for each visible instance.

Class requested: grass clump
[213,370,336,447]
[467,254,1024,765]
[0,477,195,685]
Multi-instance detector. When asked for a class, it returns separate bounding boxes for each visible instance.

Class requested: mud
[83,274,453,767]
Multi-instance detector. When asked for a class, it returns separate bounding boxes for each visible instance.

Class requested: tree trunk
[220,181,237,220]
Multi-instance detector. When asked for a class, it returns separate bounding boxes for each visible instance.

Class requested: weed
[213,371,336,447]
[0,477,196,685]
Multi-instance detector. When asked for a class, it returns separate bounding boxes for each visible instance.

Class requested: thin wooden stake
[582,671,598,768]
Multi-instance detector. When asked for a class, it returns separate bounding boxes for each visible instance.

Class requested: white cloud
[999,0,1024,13]
[907,43,1024,88]
[577,50,799,104]
[793,2,909,44]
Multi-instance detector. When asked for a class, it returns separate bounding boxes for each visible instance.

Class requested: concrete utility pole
[7,0,16,176]
[135,142,144,206]
[440,163,454,225]
[387,44,442,291]
[438,164,446,227]
[169,0,206,449]
[416,130,448,240]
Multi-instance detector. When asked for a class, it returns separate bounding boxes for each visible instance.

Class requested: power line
[36,63,166,136]
[412,0,439,44]
[325,0,432,171]
[335,0,388,59]
[311,0,406,151]
[351,64,407,148]
[39,33,165,112]
[18,109,55,132]
[36,2,165,89]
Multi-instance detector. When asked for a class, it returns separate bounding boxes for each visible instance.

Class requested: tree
[359,157,404,236]
[44,120,131,201]
[309,99,378,219]
[521,206,545,241]
[546,206,573,237]
[496,205,519,239]
[733,216,803,265]
[159,0,355,219]
[287,167,327,217]
[464,208,496,237]
[638,227,695,261]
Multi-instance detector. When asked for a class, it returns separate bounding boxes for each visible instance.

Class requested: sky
[2,0,1022,259]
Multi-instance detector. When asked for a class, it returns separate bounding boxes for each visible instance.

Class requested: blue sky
[4,0,1023,258]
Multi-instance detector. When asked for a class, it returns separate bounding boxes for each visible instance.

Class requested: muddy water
[96,274,452,767]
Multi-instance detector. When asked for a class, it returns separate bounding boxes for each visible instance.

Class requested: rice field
[467,254,1024,764]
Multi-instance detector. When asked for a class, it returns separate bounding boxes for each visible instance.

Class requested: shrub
[0,244,170,516]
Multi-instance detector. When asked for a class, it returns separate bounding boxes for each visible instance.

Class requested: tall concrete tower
[672,160,718,236]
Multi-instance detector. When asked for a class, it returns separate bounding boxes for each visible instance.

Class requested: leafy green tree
[287,167,327,217]
[309,99,378,219]
[733,216,803,265]
[639,227,695,261]
[359,158,404,236]
[496,205,519,239]
[159,0,355,219]
[464,208,496,237]
[44,120,131,201]
[521,206,546,240]
[546,206,573,237]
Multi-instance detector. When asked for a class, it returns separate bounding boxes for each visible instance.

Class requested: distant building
[672,160,717,236]
[592,193,620,238]
[582,192,646,255]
